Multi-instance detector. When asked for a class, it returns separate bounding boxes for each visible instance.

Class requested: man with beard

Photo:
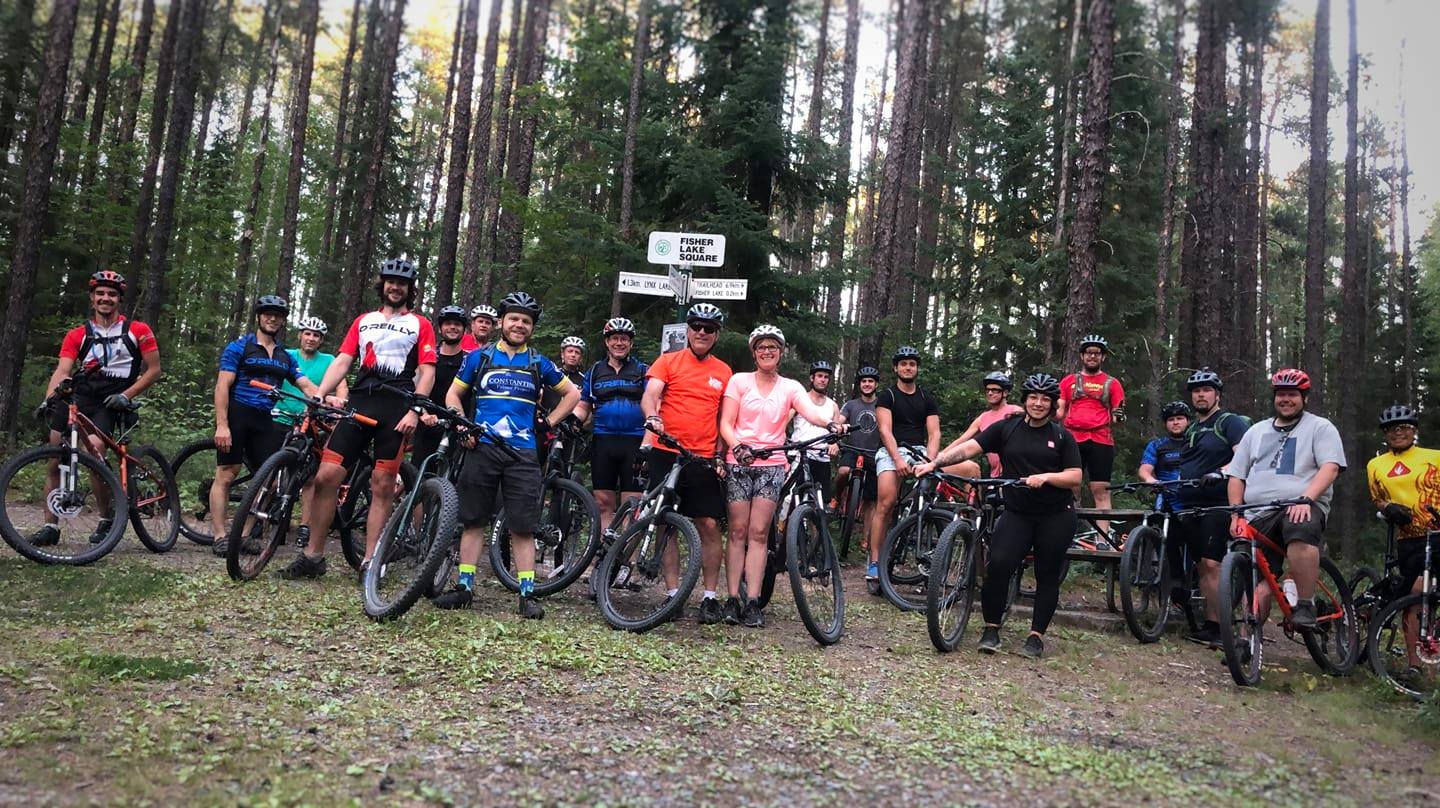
[410,306,471,467]
[273,316,346,552]
[30,271,163,547]
[833,366,881,554]
[286,259,437,580]
[868,346,941,593]
[788,360,841,505]
[575,318,648,536]
[210,297,321,555]
[1057,335,1126,542]
[461,304,497,351]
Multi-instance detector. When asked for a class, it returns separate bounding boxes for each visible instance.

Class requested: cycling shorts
[645,449,725,520]
[591,434,642,492]
[457,443,543,532]
[218,404,287,470]
[47,394,135,437]
[1397,536,1440,590]
[806,458,832,502]
[725,464,787,503]
[1075,439,1115,483]
[322,388,411,473]
[1168,511,1231,564]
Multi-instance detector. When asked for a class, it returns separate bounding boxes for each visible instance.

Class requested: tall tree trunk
[790,0,831,279]
[1334,0,1361,558]
[495,0,555,279]
[859,0,896,256]
[69,0,109,130]
[335,0,385,320]
[138,0,208,325]
[0,0,82,437]
[1399,85,1413,399]
[460,0,507,309]
[319,0,365,293]
[1050,0,1084,253]
[480,0,526,297]
[235,0,279,154]
[434,0,481,308]
[1177,0,1227,371]
[1260,88,1279,370]
[1302,0,1330,411]
[1061,0,1116,354]
[115,0,155,149]
[1232,3,1266,409]
[822,0,861,330]
[276,0,321,299]
[125,0,183,287]
[1149,0,1185,414]
[79,0,122,188]
[416,0,467,298]
[231,22,284,329]
[0,0,37,167]
[188,0,237,191]
[611,0,652,316]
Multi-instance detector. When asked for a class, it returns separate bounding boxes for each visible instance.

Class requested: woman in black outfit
[912,373,1082,658]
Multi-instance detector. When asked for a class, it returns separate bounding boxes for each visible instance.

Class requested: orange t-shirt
[646,348,733,456]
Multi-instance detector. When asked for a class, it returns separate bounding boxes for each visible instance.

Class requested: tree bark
[115,0,155,149]
[610,0,653,316]
[69,0,109,131]
[480,0,526,297]
[1400,79,1413,399]
[319,0,365,291]
[1177,0,1227,371]
[790,0,831,279]
[335,0,385,320]
[187,0,238,191]
[1232,4,1265,410]
[460,0,507,308]
[0,0,37,167]
[230,24,283,329]
[1302,0,1330,411]
[0,0,82,436]
[1333,0,1362,558]
[495,0,555,279]
[1050,0,1084,253]
[125,0,182,287]
[415,0,467,299]
[275,0,321,300]
[822,0,861,329]
[1149,0,1186,415]
[433,0,481,308]
[235,0,279,154]
[79,0,122,188]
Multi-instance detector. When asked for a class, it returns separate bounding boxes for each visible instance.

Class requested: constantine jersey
[338,310,437,393]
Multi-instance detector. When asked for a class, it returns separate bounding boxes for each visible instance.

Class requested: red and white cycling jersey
[339,309,437,393]
[59,317,159,397]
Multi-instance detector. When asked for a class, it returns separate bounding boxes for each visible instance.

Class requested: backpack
[1066,373,1116,408]
[1187,410,1248,449]
[75,319,142,389]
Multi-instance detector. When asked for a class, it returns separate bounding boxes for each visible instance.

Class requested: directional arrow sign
[617,271,674,297]
[648,231,726,267]
[690,277,748,300]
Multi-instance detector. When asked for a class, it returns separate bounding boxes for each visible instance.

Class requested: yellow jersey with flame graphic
[1367,446,1440,539]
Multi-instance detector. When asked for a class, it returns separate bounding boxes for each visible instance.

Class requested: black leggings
[981,509,1077,634]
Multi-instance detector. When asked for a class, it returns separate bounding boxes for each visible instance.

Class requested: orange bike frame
[1235,517,1345,626]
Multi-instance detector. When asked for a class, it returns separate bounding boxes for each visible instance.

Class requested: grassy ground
[1,544,1438,806]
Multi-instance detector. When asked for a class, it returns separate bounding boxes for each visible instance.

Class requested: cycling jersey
[1060,371,1124,444]
[541,365,585,416]
[338,309,438,393]
[59,317,158,398]
[1367,446,1440,540]
[275,350,335,424]
[453,344,568,451]
[1140,435,1186,509]
[582,355,649,437]
[219,333,305,412]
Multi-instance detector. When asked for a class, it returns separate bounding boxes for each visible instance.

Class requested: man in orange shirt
[641,302,734,624]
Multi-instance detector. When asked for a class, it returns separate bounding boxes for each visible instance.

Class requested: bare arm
[1138,463,1158,484]
[929,438,983,471]
[1033,467,1083,490]
[719,395,741,450]
[1303,462,1342,501]
[317,352,355,399]
[127,350,162,399]
[877,405,902,466]
[546,381,580,426]
[925,413,941,460]
[956,412,986,444]
[792,388,836,427]
[412,363,435,398]
[445,379,467,413]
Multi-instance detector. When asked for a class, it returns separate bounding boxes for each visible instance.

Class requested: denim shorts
[874,445,924,476]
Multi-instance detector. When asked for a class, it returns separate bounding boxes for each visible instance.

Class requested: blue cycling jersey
[582,356,649,437]
[219,333,304,413]
[1141,435,1186,510]
[453,344,568,451]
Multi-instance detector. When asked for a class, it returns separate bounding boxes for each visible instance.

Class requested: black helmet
[1379,404,1419,429]
[499,291,543,322]
[379,257,417,281]
[982,371,1012,391]
[892,346,921,365]
[686,302,725,324]
[1079,334,1108,353]
[437,305,468,325]
[809,360,833,376]
[254,295,288,315]
[1021,373,1061,399]
[856,366,880,381]
[1160,400,1193,420]
[1186,368,1223,391]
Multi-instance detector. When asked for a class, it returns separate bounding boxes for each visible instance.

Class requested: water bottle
[1282,579,1298,607]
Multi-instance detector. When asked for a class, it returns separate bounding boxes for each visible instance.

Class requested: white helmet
[748,324,786,349]
[603,317,636,337]
[470,304,498,321]
[561,336,587,351]
[297,316,328,336]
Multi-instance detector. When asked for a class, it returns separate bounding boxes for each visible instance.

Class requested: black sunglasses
[687,321,719,334]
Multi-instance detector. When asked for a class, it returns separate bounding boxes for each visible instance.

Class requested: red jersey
[339,309,438,393]
[1060,371,1124,445]
[59,317,159,397]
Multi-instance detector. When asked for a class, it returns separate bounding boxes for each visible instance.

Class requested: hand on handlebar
[324,395,347,409]
[33,400,51,423]
[420,412,439,427]
[911,461,936,477]
[103,393,133,411]
[733,443,756,466]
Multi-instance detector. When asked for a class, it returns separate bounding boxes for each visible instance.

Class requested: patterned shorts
[726,464,787,503]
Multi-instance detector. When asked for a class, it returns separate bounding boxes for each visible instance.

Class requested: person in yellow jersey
[1367,404,1440,671]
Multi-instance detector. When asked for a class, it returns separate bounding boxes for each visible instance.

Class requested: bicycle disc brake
[46,487,86,519]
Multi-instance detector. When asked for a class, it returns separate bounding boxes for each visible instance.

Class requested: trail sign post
[648,231,727,321]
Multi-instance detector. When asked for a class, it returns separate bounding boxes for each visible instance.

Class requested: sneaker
[1021,634,1044,658]
[741,599,765,628]
[28,524,60,547]
[294,524,311,552]
[211,538,229,557]
[1186,621,1220,647]
[518,595,544,620]
[978,626,1001,654]
[865,562,879,580]
[89,517,113,545]
[280,553,327,580]
[432,586,474,610]
[722,597,743,625]
[1290,599,1317,630]
[697,596,722,625]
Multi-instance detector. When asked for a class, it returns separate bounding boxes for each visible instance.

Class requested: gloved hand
[1111,407,1127,424]
[33,400,51,422]
[733,444,755,466]
[103,393,133,411]
[1201,471,1226,487]
[1383,502,1413,526]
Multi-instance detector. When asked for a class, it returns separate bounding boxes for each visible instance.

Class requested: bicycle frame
[1233,516,1347,630]
[58,395,166,514]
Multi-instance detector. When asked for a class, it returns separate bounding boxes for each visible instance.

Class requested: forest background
[1,0,1437,556]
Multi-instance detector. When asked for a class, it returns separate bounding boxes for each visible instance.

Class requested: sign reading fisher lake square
[647,231,727,267]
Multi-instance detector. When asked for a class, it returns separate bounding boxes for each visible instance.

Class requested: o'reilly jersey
[338,309,438,393]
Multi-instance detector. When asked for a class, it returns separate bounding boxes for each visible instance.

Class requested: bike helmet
[1021,372,1061,399]
[982,371,1012,391]
[748,324,786,349]
[603,317,636,337]
[1186,367,1223,391]
[378,257,417,281]
[1270,368,1311,392]
[499,291,543,322]
[892,346,922,365]
[1160,400,1193,420]
[561,336,587,351]
[470,304,498,321]
[1379,404,1419,429]
[89,269,126,294]
[254,295,288,315]
[809,360,834,376]
[856,366,880,381]
[1079,334,1108,353]
[437,305,469,325]
[297,316,328,335]
[687,302,725,324]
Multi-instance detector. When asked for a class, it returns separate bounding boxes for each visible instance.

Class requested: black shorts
[48,393,135,437]
[458,443,543,531]
[645,448,725,520]
[410,425,446,469]
[591,434,642,492]
[322,388,411,472]
[1168,510,1231,563]
[218,404,287,470]
[806,458,832,501]
[1247,507,1326,570]
[836,448,878,502]
[1076,440,1115,483]
[1397,537,1440,590]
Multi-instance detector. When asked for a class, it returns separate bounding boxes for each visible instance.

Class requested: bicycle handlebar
[374,382,525,462]
[1168,497,1315,520]
[644,423,713,466]
[247,379,378,427]
[1106,477,1215,493]
[749,429,845,460]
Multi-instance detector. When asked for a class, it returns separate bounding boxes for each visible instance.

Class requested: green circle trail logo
[654,239,672,257]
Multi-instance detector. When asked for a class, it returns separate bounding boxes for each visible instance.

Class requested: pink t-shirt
[976,404,1024,475]
[723,373,808,466]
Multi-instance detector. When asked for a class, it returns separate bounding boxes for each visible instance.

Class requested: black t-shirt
[876,385,939,447]
[975,416,1082,514]
[432,348,467,403]
[1178,409,1250,506]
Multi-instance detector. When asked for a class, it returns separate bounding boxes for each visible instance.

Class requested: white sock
[703,589,716,600]
[668,588,680,597]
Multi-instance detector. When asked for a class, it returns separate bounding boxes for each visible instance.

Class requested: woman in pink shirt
[719,325,841,628]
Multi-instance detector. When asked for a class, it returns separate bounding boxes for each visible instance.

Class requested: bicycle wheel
[490,477,601,596]
[226,448,304,581]
[786,503,844,645]
[170,437,229,545]
[926,519,978,652]
[1216,550,1262,686]
[1118,525,1170,643]
[836,473,863,560]
[588,496,641,601]
[338,461,417,571]
[126,445,180,553]
[363,477,460,621]
[0,445,128,565]
[595,510,700,632]
[878,509,952,612]
[1367,591,1440,700]
[1302,557,1359,675]
[1348,565,1382,666]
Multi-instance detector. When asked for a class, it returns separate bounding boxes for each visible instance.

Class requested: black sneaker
[89,518,113,545]
[432,586,474,610]
[697,596,722,625]
[280,553,327,580]
[29,524,60,547]
[741,599,765,628]
[1186,621,1220,647]
[212,538,229,557]
[722,597,743,625]
[978,626,1001,654]
[1021,634,1044,658]
[1290,599,1317,630]
[518,595,544,620]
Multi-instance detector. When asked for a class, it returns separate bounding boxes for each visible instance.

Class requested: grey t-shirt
[841,397,880,451]
[1225,412,1347,517]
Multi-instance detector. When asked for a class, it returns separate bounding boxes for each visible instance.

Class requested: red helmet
[1270,368,1311,392]
[89,270,127,295]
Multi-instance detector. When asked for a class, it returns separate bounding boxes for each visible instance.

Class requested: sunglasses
[687,321,719,334]
[984,387,1005,395]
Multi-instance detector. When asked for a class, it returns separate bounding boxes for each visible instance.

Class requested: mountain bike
[924,477,1026,652]
[0,377,178,565]
[1367,506,1440,699]
[877,453,967,612]
[1109,479,1208,643]
[831,409,879,560]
